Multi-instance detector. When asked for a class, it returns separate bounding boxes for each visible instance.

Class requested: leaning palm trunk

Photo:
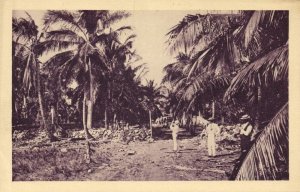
[36,63,49,138]
[235,103,288,180]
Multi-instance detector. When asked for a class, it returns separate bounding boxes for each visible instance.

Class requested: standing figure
[170,119,180,152]
[229,114,253,180]
[239,114,253,154]
[206,117,220,157]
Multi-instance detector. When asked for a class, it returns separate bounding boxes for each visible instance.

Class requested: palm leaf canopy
[235,102,288,180]
[166,13,235,55]
[224,43,288,103]
[12,14,41,93]
[182,74,232,102]
[13,14,38,43]
[162,52,191,83]
[234,11,288,60]
[187,34,240,79]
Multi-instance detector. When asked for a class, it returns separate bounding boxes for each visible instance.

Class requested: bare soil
[13,129,240,181]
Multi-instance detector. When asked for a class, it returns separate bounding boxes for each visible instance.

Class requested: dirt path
[80,138,239,181]
[13,130,240,181]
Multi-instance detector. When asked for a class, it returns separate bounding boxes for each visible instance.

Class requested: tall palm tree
[42,10,131,139]
[12,13,50,139]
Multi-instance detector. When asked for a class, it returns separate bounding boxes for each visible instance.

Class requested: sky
[13,10,234,85]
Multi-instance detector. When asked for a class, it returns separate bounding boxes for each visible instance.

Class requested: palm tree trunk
[87,59,93,130]
[104,106,108,129]
[149,110,152,138]
[113,113,117,130]
[50,106,55,124]
[23,96,28,118]
[87,100,93,129]
[107,79,113,130]
[37,92,46,127]
[212,100,216,119]
[36,63,48,136]
[83,92,88,135]
[253,86,262,139]
[83,91,92,163]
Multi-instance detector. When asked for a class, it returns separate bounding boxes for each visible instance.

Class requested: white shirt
[240,122,253,136]
[170,122,180,133]
[206,123,220,139]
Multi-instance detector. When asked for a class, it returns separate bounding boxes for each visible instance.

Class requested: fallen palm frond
[235,102,288,180]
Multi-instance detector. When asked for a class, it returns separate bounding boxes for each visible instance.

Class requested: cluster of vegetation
[12,10,288,180]
[12,11,161,140]
[162,11,288,180]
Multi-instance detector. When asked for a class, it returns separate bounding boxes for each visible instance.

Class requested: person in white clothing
[206,117,220,157]
[170,119,180,152]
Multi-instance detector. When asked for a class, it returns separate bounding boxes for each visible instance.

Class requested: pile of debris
[197,124,242,149]
[68,126,152,143]
[13,124,154,146]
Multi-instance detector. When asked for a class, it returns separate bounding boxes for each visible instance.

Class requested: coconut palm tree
[42,10,131,139]
[164,10,288,180]
[12,13,51,139]
[164,13,242,120]
[224,43,288,180]
[223,11,288,180]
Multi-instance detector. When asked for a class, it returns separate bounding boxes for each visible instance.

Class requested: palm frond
[166,14,234,55]
[45,30,84,43]
[166,14,207,55]
[123,34,137,45]
[243,11,265,48]
[42,50,75,73]
[224,43,288,102]
[234,11,288,51]
[12,16,38,42]
[36,40,79,55]
[115,25,132,32]
[44,10,87,39]
[182,74,232,101]
[188,33,241,79]
[104,11,131,26]
[235,102,288,180]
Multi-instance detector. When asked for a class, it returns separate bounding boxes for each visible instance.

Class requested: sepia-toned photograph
[12,10,288,181]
